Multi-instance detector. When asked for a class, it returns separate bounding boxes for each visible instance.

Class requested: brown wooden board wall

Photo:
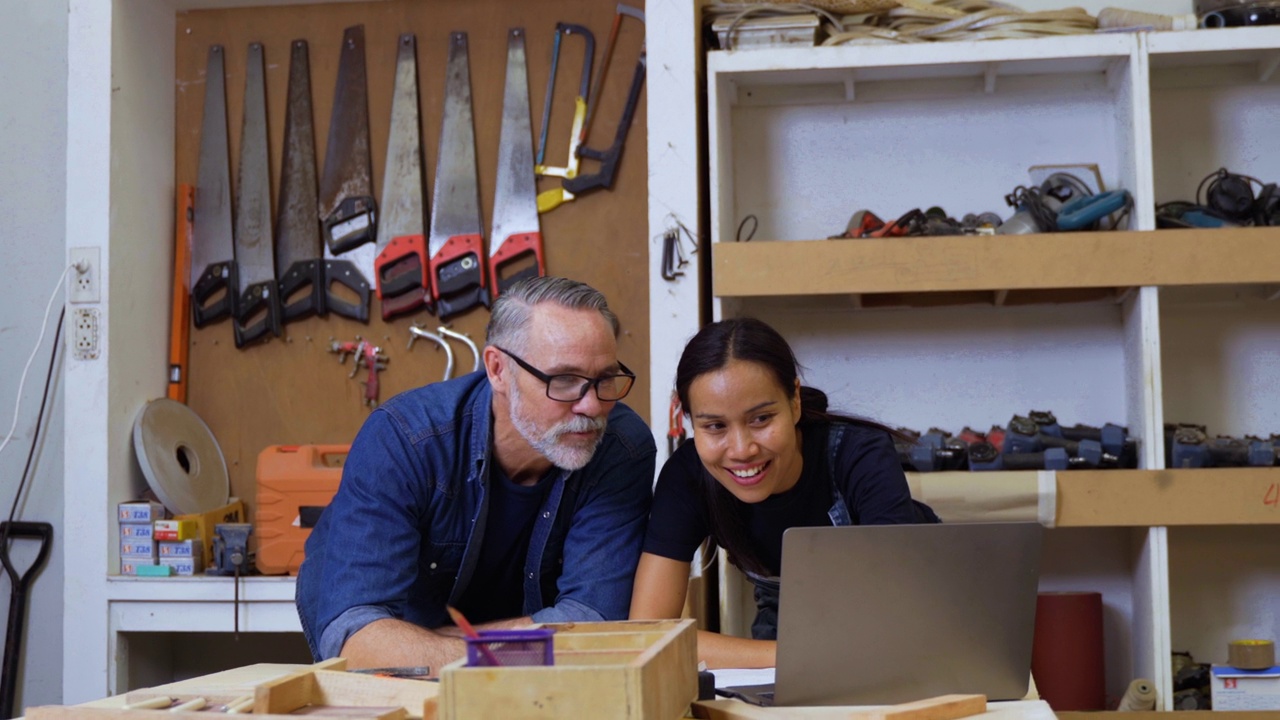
[176,0,649,505]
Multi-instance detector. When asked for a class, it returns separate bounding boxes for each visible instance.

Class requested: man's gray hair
[486,276,620,353]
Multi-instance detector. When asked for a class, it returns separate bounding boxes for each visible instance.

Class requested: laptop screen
[772,522,1043,706]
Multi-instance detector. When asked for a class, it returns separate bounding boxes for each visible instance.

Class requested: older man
[296,277,655,671]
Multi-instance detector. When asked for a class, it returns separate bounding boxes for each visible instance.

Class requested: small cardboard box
[159,555,204,576]
[120,539,157,559]
[118,501,165,524]
[158,539,199,558]
[1211,665,1280,710]
[119,523,153,540]
[154,519,197,541]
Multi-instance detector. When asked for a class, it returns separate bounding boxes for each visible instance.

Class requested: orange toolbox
[255,444,349,575]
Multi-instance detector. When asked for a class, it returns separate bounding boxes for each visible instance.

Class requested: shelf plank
[712,228,1280,298]
[1056,468,1280,527]
[708,33,1135,79]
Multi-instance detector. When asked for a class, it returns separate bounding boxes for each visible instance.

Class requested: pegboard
[176,0,649,502]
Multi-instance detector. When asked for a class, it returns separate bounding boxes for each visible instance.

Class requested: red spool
[1032,591,1105,711]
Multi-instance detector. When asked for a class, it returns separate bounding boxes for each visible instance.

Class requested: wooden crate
[439,619,698,720]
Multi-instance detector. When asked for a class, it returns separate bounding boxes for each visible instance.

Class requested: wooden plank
[553,630,668,651]
[177,0,650,507]
[545,619,678,635]
[634,618,699,720]
[712,228,1280,298]
[255,665,316,715]
[691,694,985,720]
[441,665,628,720]
[26,708,388,720]
[312,670,439,719]
[869,694,986,720]
[552,650,645,666]
[1056,468,1280,526]
[122,661,339,705]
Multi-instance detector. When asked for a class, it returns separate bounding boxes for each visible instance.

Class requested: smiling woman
[629,317,939,670]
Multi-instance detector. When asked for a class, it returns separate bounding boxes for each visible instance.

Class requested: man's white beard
[509,382,608,471]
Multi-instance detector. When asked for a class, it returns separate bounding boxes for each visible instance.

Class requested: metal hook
[407,326,454,382]
[438,326,480,373]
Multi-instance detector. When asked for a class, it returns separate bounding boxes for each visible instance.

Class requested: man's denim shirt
[295,371,656,660]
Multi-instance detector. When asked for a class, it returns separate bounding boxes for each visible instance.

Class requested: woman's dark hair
[675,317,899,577]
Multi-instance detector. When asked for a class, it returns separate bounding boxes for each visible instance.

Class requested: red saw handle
[488,231,545,299]
[375,234,432,319]
[429,233,491,320]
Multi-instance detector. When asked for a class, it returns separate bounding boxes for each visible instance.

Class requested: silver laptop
[723,522,1043,707]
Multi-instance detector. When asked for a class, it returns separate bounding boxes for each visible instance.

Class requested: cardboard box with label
[1211,665,1280,710]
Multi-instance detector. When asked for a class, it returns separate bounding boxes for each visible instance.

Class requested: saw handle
[324,195,378,255]
[278,259,326,322]
[233,280,284,348]
[323,258,371,323]
[430,233,490,320]
[191,261,237,328]
[375,234,433,319]
[488,231,545,299]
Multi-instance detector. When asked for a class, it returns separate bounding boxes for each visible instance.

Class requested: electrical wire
[0,264,77,461]
[6,308,64,530]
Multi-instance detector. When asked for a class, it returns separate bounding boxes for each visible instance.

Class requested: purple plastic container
[464,627,556,667]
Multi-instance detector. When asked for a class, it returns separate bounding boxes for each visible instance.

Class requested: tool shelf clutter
[702,24,1280,714]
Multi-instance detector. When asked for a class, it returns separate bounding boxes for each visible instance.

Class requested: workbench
[34,662,1061,720]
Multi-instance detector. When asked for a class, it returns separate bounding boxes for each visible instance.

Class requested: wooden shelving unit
[701,26,1280,711]
[712,228,1280,300]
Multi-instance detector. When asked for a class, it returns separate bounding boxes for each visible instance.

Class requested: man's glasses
[495,346,636,402]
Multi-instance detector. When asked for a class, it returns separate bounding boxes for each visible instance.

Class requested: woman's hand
[629,552,776,669]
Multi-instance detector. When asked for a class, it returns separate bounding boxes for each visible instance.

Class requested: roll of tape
[1228,639,1276,670]
[1116,678,1157,711]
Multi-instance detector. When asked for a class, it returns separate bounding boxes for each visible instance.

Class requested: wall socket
[73,308,100,360]
[68,246,100,303]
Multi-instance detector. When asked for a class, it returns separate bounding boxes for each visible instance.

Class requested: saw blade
[234,42,274,293]
[377,33,425,249]
[319,24,377,257]
[490,28,540,261]
[191,45,234,293]
[429,32,483,256]
[275,38,326,323]
[276,39,321,279]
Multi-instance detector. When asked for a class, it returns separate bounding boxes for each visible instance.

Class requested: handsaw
[191,44,236,328]
[428,32,490,320]
[276,38,326,324]
[319,24,375,323]
[534,24,595,214]
[373,33,431,320]
[488,28,544,299]
[232,41,283,348]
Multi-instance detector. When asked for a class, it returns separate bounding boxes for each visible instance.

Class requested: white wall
[0,0,70,711]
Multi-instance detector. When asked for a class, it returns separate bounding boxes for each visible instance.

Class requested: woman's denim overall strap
[748,422,852,639]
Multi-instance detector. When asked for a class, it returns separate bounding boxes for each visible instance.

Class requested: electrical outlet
[68,246,100,303]
[73,308,100,360]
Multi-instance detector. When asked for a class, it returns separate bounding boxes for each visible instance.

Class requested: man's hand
[340,618,465,677]
[341,616,536,676]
